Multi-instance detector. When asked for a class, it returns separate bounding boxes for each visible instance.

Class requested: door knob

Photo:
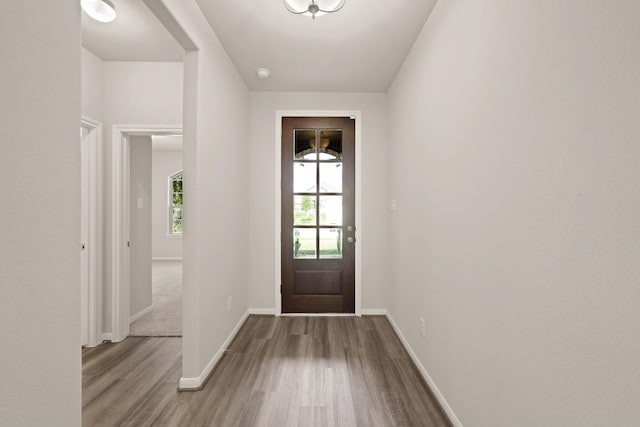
[347,236,355,243]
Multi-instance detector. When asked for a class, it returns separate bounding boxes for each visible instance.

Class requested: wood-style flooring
[82,315,452,427]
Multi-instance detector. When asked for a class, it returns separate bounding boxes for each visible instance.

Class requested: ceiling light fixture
[284,0,346,20]
[81,0,117,23]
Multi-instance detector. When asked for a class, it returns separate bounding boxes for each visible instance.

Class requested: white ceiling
[82,0,183,61]
[195,0,438,92]
[81,0,438,91]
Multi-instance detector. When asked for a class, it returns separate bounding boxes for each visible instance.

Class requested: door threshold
[280,313,357,317]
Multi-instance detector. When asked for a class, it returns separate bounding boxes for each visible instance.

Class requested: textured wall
[387,1,640,426]
[0,2,81,425]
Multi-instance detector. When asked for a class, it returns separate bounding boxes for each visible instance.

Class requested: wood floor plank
[83,316,453,427]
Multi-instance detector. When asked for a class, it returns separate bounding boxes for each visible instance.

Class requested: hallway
[130,261,183,337]
[82,316,451,426]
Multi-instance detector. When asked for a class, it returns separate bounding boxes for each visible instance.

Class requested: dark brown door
[282,117,355,313]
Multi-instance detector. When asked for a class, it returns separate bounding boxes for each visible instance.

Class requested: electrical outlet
[227,296,232,312]
[419,317,425,337]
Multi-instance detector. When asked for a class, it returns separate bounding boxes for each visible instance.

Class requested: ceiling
[82,0,438,91]
[82,0,183,61]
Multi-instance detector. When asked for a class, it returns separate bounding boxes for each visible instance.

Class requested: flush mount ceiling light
[81,0,117,23]
[284,0,346,20]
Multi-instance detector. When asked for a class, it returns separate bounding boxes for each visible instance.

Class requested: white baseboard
[248,308,276,315]
[129,304,153,324]
[152,257,183,261]
[385,311,463,427]
[361,308,388,315]
[178,310,250,390]
[101,332,113,342]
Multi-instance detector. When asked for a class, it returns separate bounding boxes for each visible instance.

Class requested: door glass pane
[319,195,342,226]
[319,130,342,160]
[294,129,317,160]
[293,162,317,193]
[320,228,342,259]
[293,195,316,225]
[319,163,342,193]
[294,228,316,259]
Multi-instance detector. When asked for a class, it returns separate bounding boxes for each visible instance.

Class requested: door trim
[81,116,103,347]
[111,124,182,342]
[275,110,362,316]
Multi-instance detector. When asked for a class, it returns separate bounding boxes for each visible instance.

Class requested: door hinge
[127,241,130,248]
[280,284,282,294]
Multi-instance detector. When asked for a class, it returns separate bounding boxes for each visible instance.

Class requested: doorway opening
[129,135,184,337]
[111,126,182,342]
[80,117,102,348]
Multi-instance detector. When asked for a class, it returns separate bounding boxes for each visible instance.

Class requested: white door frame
[81,116,103,347]
[275,110,362,316]
[111,124,182,342]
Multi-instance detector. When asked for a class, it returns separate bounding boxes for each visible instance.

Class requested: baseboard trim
[129,304,153,324]
[385,311,463,427]
[248,308,276,315]
[101,332,113,342]
[152,257,183,261]
[361,308,388,315]
[178,310,250,391]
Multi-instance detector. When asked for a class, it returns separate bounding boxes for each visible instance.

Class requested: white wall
[152,149,183,259]
[102,61,183,332]
[387,1,640,426]
[158,0,250,382]
[248,92,389,312]
[81,47,103,122]
[0,2,81,426]
[130,136,153,318]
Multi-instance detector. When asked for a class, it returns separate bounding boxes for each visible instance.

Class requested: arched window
[168,170,183,235]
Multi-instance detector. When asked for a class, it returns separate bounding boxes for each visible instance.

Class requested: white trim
[361,308,388,315]
[385,312,463,427]
[274,110,363,317]
[112,125,182,342]
[101,333,113,342]
[81,116,103,348]
[178,310,250,390]
[152,257,183,261]
[248,308,276,315]
[129,304,153,323]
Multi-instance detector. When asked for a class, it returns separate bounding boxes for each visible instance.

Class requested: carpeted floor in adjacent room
[130,261,182,337]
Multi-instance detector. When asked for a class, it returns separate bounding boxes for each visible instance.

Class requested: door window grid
[292,129,343,259]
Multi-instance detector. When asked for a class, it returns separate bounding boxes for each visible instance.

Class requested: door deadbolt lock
[347,225,355,232]
[347,236,355,244]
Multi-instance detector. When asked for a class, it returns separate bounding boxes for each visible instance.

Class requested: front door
[281,117,355,313]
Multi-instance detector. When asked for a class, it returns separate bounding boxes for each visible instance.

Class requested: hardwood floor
[82,316,452,427]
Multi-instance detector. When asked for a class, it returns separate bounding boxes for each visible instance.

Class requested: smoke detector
[256,68,270,79]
